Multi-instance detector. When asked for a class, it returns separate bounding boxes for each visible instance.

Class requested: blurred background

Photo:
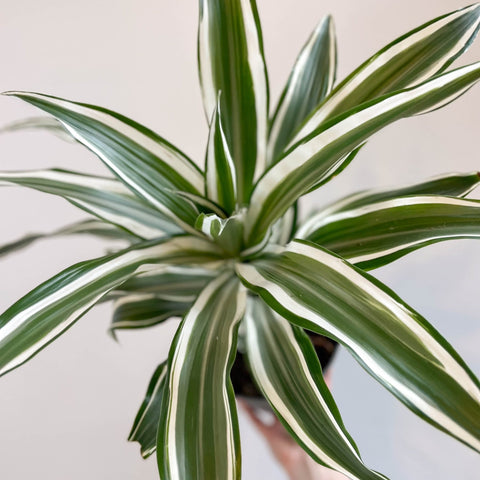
[1,1,480,478]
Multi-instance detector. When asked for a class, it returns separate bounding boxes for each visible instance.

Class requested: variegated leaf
[236,240,480,452]
[0,168,177,239]
[116,266,215,302]
[244,298,387,480]
[157,273,246,480]
[205,97,237,214]
[111,294,189,334]
[245,62,480,246]
[300,195,480,270]
[269,15,336,163]
[292,4,480,143]
[129,361,168,459]
[198,0,269,201]
[0,236,221,377]
[0,116,74,142]
[4,92,204,233]
[0,219,134,259]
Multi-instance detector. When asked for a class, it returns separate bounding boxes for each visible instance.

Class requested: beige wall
[0,1,479,478]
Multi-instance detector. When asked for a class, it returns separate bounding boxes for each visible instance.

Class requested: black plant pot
[231,331,338,398]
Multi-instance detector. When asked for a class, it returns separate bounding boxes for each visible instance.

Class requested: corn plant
[2,2,480,479]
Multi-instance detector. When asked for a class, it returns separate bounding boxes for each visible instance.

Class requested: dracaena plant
[1,2,480,479]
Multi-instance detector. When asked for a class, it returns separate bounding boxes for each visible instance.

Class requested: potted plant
[1,1,480,479]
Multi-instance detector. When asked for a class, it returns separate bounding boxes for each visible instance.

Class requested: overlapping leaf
[0,236,221,377]
[237,240,480,452]
[158,273,246,480]
[4,92,206,233]
[245,62,480,246]
[300,195,480,270]
[198,0,269,202]
[244,298,387,480]
[0,169,176,238]
[292,3,480,143]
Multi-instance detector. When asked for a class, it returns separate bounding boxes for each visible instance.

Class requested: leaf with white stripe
[0,169,179,239]
[236,240,480,452]
[205,98,237,214]
[245,62,480,246]
[301,195,480,270]
[157,273,246,480]
[198,0,269,202]
[116,267,215,302]
[244,298,387,480]
[292,4,480,143]
[300,171,480,230]
[4,91,204,233]
[269,15,336,163]
[0,116,75,142]
[0,236,222,377]
[0,219,134,259]
[129,361,168,459]
[111,294,189,334]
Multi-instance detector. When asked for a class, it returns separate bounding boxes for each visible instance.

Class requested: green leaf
[110,294,189,334]
[292,4,480,143]
[198,0,269,202]
[300,171,480,224]
[0,219,134,259]
[4,91,205,233]
[0,169,179,239]
[268,15,336,163]
[244,298,387,480]
[129,361,168,459]
[245,62,480,246]
[196,212,244,256]
[205,97,237,214]
[0,236,222,377]
[0,116,75,142]
[300,195,480,270]
[236,240,480,452]
[157,273,246,480]
[116,266,215,302]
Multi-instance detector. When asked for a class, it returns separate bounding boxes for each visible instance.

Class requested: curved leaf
[0,116,75,142]
[0,236,221,377]
[4,91,204,233]
[198,0,269,201]
[236,240,480,452]
[157,273,246,480]
[245,62,480,246]
[244,298,387,480]
[292,4,480,143]
[269,15,336,163]
[301,195,480,270]
[129,361,168,459]
[0,169,178,239]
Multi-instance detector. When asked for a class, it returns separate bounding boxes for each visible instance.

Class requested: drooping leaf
[157,273,246,480]
[0,116,75,142]
[198,0,269,202]
[0,219,134,259]
[269,15,336,163]
[0,169,179,239]
[245,62,480,246]
[129,361,168,459]
[4,92,205,233]
[236,240,480,452]
[300,195,480,270]
[115,266,215,302]
[0,236,222,377]
[244,298,387,480]
[205,97,237,214]
[292,3,480,143]
[110,294,189,334]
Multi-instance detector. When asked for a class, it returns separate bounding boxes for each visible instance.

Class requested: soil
[231,331,338,397]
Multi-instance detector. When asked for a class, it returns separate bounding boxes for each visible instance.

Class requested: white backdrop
[1,1,480,479]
